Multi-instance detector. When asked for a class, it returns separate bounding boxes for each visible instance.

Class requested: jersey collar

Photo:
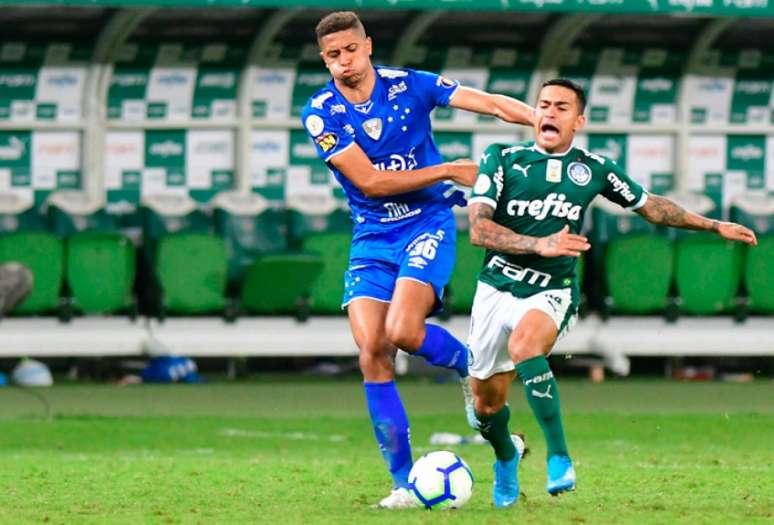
[532,142,576,157]
[328,67,383,115]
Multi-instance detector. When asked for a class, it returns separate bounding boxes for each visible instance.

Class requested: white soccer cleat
[377,487,420,509]
[460,376,481,430]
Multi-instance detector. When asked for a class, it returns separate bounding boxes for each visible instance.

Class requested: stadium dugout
[0,1,772,376]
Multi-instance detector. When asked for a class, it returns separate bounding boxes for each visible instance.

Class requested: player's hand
[717,221,757,246]
[535,225,590,258]
[445,159,478,187]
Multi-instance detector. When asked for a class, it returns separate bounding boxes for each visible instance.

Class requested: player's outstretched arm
[449,86,535,126]
[330,143,477,198]
[469,203,590,257]
[635,194,758,246]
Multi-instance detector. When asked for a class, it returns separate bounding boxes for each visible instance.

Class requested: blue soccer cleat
[492,434,525,508]
[547,455,576,495]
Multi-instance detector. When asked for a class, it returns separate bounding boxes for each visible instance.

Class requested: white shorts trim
[467,282,576,380]
[341,295,391,309]
[395,276,431,287]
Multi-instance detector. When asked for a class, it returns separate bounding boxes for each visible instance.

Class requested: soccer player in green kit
[467,78,758,508]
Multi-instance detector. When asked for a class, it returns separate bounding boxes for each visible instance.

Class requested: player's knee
[384,319,424,353]
[358,350,393,379]
[508,331,547,364]
[474,396,506,417]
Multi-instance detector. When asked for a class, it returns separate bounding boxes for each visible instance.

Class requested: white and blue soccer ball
[408,450,474,510]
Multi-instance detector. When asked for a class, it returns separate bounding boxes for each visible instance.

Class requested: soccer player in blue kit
[301,11,536,507]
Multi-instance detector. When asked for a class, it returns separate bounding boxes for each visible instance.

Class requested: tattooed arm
[468,203,591,257]
[636,194,758,245]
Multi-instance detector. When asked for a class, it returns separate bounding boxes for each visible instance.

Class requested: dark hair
[541,78,586,113]
[315,11,366,41]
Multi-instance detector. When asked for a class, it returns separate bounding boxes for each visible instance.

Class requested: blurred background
[0,0,772,384]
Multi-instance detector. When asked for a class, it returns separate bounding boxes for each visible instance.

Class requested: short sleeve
[600,159,648,210]
[300,95,355,163]
[410,69,460,109]
[469,144,505,210]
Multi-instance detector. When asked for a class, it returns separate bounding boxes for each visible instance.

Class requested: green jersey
[470,140,647,298]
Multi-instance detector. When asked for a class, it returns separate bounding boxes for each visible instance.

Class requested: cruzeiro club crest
[362,118,383,140]
[567,162,592,186]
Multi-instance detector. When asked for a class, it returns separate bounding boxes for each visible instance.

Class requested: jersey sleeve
[600,159,648,211]
[469,144,505,210]
[300,98,355,163]
[411,69,460,109]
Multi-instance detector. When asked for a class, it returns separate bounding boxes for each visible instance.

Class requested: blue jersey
[300,66,465,236]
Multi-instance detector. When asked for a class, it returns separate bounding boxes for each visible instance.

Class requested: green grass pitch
[0,378,772,524]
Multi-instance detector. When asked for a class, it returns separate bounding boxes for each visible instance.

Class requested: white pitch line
[220,428,347,442]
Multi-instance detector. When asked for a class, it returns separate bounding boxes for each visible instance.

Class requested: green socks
[516,355,569,458]
[476,404,516,461]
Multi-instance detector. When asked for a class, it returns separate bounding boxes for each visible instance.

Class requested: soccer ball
[408,450,474,510]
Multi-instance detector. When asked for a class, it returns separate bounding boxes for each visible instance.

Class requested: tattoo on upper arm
[641,195,687,226]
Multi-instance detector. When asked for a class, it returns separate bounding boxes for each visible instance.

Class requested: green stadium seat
[47,191,137,315]
[0,231,63,314]
[0,193,62,314]
[156,233,227,314]
[288,196,352,315]
[448,231,485,313]
[212,191,323,316]
[142,194,226,315]
[730,193,774,314]
[66,232,136,314]
[592,198,673,315]
[675,234,743,315]
[670,193,741,315]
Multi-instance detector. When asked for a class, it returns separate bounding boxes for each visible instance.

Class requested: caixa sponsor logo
[0,74,35,87]
[157,73,188,86]
[199,73,235,89]
[255,72,288,84]
[489,79,526,94]
[112,74,146,87]
[291,142,316,158]
[252,140,281,153]
[640,78,673,92]
[487,255,552,288]
[731,144,763,161]
[298,73,330,86]
[439,141,470,158]
[698,79,727,92]
[607,172,636,202]
[150,140,183,157]
[46,74,78,87]
[506,192,583,221]
[372,149,418,171]
[194,142,229,154]
[735,81,770,95]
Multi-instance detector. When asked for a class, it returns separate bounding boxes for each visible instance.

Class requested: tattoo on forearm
[469,203,538,254]
[641,195,718,232]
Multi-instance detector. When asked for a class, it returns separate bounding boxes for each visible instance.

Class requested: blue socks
[364,381,413,489]
[415,323,469,377]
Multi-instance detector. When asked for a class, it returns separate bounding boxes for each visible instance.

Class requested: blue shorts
[341,210,457,315]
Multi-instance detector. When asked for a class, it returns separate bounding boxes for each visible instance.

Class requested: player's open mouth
[540,123,560,139]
